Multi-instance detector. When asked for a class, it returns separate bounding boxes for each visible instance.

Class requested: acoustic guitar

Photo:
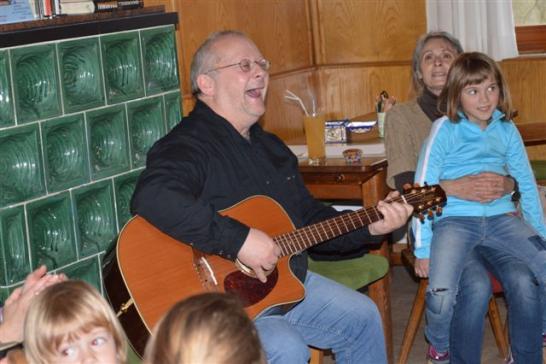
[103,184,446,355]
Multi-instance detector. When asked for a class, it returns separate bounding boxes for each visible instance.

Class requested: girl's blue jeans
[427,214,546,363]
[255,270,387,364]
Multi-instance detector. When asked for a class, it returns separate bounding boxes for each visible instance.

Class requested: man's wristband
[508,175,520,202]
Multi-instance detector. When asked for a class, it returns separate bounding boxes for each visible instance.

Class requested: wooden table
[298,156,393,364]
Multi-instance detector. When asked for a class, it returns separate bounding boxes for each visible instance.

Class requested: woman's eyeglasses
[205,58,271,74]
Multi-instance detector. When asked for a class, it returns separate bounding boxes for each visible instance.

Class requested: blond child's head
[439,52,513,122]
[143,292,265,364]
[23,280,127,364]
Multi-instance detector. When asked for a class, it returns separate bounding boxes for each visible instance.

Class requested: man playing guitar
[130,30,413,364]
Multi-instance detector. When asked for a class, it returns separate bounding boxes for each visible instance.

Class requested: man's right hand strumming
[237,228,281,283]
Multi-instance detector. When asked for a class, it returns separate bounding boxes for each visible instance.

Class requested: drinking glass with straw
[285,89,325,164]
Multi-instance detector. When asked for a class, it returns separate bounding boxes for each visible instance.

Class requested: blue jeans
[449,249,492,363]
[427,214,546,362]
[254,271,386,364]
[449,247,542,364]
[478,245,543,363]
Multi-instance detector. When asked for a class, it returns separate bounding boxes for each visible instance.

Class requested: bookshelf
[0,6,177,47]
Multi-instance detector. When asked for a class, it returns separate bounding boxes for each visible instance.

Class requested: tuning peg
[418,213,425,222]
[427,210,434,219]
[436,207,443,216]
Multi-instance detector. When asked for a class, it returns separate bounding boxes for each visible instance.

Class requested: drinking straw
[284,89,309,116]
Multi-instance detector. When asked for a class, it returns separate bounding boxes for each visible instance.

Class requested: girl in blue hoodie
[414,52,546,364]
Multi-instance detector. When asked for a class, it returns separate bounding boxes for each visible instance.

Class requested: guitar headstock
[402,183,447,221]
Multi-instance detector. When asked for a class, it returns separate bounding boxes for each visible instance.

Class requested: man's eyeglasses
[205,58,271,74]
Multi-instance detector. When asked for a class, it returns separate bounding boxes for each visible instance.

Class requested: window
[513,0,546,53]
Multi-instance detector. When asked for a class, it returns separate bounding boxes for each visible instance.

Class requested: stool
[307,253,390,364]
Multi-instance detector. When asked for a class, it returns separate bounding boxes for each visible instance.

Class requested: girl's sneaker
[426,345,449,364]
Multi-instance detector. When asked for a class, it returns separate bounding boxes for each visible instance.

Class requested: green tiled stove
[0,9,181,316]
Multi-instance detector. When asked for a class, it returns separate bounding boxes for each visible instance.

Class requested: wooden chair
[397,240,509,364]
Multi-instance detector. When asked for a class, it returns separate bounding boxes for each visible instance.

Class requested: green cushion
[127,345,141,364]
[531,160,546,180]
[307,254,389,290]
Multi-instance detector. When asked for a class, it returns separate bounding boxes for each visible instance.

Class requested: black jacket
[131,100,383,282]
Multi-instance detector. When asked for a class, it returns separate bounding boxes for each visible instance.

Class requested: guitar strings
[273,189,440,256]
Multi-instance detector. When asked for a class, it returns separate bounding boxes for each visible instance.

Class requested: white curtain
[427,0,519,61]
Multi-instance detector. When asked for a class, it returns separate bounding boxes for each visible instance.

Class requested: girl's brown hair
[143,292,265,364]
[23,280,127,364]
[439,52,513,122]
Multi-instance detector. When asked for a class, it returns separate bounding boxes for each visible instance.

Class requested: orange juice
[303,114,326,164]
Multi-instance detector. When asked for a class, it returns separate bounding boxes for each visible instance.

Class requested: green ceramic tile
[59,38,105,113]
[0,288,9,302]
[101,32,144,104]
[114,170,141,229]
[87,105,130,180]
[0,206,30,285]
[0,50,14,127]
[11,44,61,123]
[27,192,77,270]
[0,124,46,208]
[127,96,165,167]
[61,256,101,293]
[141,26,180,95]
[43,114,90,193]
[164,91,182,131]
[73,180,116,258]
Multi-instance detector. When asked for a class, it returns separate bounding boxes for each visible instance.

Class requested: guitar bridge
[193,250,219,290]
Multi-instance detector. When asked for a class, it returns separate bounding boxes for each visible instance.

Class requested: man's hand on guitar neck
[237,228,282,283]
[368,191,414,236]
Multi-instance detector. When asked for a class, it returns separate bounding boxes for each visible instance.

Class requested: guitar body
[103,195,305,356]
[104,184,446,356]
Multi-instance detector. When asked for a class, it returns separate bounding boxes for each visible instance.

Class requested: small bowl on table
[342,148,363,164]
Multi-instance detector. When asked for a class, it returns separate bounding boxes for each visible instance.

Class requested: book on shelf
[0,0,36,24]
[94,0,142,11]
[58,0,94,14]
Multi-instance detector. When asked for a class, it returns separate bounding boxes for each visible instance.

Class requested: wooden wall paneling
[318,63,412,121]
[314,0,426,64]
[262,63,413,142]
[144,0,175,11]
[501,57,546,159]
[177,0,313,95]
[262,68,318,141]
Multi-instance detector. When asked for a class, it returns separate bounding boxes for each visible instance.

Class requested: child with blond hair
[144,292,264,364]
[23,280,127,364]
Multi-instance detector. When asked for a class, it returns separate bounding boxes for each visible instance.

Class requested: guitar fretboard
[273,188,440,257]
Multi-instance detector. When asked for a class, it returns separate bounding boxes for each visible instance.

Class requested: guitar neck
[271,184,446,257]
[274,199,395,257]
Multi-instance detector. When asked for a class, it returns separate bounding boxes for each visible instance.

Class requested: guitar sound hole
[224,268,278,307]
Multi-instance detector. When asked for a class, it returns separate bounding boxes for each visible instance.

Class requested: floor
[324,265,508,364]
